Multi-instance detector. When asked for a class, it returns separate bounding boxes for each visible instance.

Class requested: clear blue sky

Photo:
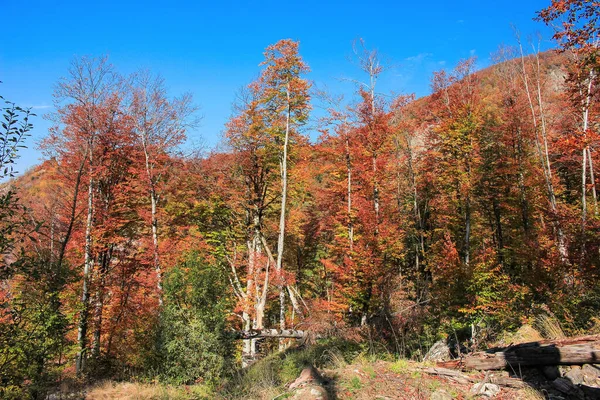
[1,0,554,175]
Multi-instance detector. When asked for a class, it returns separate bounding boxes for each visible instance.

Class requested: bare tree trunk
[92,248,111,357]
[57,152,87,267]
[582,70,597,216]
[241,311,252,367]
[582,148,588,229]
[346,135,354,251]
[76,147,94,375]
[49,206,55,263]
[405,134,425,258]
[369,81,380,235]
[242,234,256,367]
[276,85,291,350]
[515,127,531,234]
[254,232,270,358]
[142,139,163,305]
[464,194,471,268]
[517,39,567,260]
[588,147,597,216]
[242,220,272,366]
[373,156,380,231]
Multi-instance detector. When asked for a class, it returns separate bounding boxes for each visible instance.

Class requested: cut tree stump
[437,335,600,371]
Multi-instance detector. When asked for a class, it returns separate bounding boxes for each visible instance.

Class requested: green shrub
[145,253,234,385]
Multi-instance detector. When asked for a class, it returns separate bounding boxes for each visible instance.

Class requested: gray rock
[565,365,584,385]
[582,364,600,386]
[469,382,500,397]
[290,385,328,400]
[424,340,451,362]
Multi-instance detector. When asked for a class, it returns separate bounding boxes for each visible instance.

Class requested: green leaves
[145,253,234,385]
[0,97,33,180]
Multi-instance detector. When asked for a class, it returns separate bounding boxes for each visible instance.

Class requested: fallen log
[419,367,527,388]
[233,329,310,339]
[438,335,600,371]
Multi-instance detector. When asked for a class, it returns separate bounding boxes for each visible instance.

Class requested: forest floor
[78,358,585,400]
[59,327,600,400]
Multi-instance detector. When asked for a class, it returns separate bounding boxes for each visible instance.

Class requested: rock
[289,366,323,390]
[541,365,561,380]
[430,389,453,400]
[565,365,584,385]
[290,385,328,400]
[289,366,329,400]
[469,383,500,397]
[559,365,570,376]
[582,364,600,386]
[424,339,451,362]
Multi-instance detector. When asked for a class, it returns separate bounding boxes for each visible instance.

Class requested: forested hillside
[1,1,599,398]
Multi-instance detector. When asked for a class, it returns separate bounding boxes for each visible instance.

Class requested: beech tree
[538,0,599,228]
[49,56,122,374]
[258,39,311,339]
[128,72,196,305]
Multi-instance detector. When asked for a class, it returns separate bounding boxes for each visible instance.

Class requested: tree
[258,39,311,340]
[128,71,196,305]
[49,56,122,374]
[0,92,68,400]
[224,86,277,364]
[538,0,600,226]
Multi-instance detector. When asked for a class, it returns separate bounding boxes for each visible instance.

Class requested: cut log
[438,335,600,371]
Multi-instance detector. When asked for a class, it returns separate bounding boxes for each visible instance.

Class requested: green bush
[145,253,234,385]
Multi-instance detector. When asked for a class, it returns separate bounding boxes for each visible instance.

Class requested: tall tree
[50,56,121,374]
[538,0,600,227]
[128,72,196,305]
[258,39,311,339]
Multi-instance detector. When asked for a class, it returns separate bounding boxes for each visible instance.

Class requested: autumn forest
[2,1,600,399]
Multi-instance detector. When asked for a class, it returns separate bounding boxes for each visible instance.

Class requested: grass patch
[85,381,214,400]
[222,337,364,399]
[388,358,410,374]
[348,376,362,391]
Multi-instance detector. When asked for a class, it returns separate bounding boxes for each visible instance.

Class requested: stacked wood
[437,335,600,371]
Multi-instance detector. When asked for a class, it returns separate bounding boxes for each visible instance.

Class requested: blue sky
[2,0,554,174]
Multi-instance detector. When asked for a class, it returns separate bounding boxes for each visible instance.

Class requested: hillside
[2,4,600,397]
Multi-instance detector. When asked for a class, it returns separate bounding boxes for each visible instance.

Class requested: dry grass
[589,316,600,334]
[85,381,210,400]
[319,347,347,370]
[494,324,543,347]
[532,313,565,340]
[516,386,546,400]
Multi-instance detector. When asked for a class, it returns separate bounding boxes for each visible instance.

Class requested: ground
[78,359,553,400]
